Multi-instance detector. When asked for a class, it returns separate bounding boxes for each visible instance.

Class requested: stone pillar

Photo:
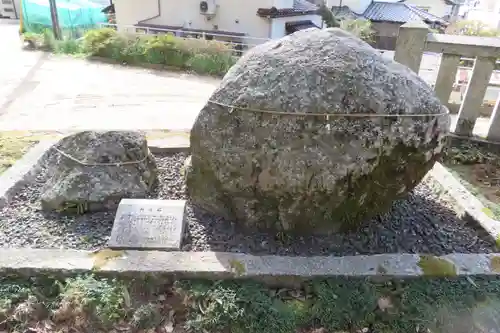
[487,94,500,142]
[394,21,429,73]
[455,56,496,137]
[434,54,461,105]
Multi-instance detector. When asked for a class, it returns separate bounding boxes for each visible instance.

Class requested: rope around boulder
[51,147,149,167]
[207,100,450,118]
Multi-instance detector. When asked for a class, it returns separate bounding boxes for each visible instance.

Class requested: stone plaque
[108,199,186,250]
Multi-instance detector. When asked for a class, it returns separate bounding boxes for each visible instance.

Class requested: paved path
[0,56,218,131]
[0,21,218,131]
[0,20,493,136]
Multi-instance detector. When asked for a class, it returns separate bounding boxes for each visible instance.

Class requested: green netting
[21,0,108,36]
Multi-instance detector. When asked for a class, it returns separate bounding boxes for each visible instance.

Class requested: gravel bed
[0,152,497,255]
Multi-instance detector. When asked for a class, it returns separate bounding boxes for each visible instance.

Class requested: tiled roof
[330,5,361,19]
[257,0,319,18]
[363,2,446,24]
[285,20,320,33]
[399,0,464,5]
[293,0,318,11]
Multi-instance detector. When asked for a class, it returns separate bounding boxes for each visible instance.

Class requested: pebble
[0,153,497,255]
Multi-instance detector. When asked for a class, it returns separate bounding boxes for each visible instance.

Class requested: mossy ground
[0,130,189,174]
[442,140,500,220]
[2,274,500,333]
[0,132,48,174]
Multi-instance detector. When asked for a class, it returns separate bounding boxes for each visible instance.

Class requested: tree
[317,2,374,42]
[340,19,374,42]
[446,20,500,37]
[318,3,340,28]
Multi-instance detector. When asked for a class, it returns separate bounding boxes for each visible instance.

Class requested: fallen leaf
[164,320,174,333]
[122,286,131,307]
[377,296,394,312]
[377,264,388,274]
[466,276,478,288]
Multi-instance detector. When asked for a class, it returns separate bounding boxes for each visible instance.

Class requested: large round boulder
[186,28,450,233]
[39,131,158,213]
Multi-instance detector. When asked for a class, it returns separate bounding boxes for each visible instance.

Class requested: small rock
[39,131,158,213]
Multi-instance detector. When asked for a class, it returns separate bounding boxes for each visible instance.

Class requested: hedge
[23,28,238,77]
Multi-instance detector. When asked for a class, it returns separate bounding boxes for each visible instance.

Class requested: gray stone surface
[187,27,450,233]
[38,131,158,212]
[429,162,500,241]
[0,140,58,208]
[1,248,500,287]
[108,199,187,250]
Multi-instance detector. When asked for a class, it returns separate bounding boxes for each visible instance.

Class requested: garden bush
[23,28,237,76]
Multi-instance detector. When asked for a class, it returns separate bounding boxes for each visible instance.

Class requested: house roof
[330,5,360,19]
[257,0,319,18]
[101,3,114,13]
[285,20,320,33]
[398,0,465,4]
[362,2,447,24]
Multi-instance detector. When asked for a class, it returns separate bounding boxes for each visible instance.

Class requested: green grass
[2,274,500,333]
[0,132,46,174]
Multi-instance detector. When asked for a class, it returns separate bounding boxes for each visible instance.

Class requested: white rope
[208,100,449,118]
[52,147,148,167]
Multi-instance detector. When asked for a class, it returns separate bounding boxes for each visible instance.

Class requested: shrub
[81,27,120,57]
[143,33,190,67]
[446,20,500,37]
[187,52,235,76]
[56,275,127,328]
[23,28,238,76]
[318,3,340,28]
[41,28,57,51]
[55,37,82,54]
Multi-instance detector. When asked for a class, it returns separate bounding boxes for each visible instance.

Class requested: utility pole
[48,0,61,40]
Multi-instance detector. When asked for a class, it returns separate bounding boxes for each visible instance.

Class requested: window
[1,0,12,4]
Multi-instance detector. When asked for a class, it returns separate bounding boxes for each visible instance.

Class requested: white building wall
[114,0,273,39]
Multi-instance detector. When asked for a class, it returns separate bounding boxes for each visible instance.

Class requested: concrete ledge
[1,249,500,287]
[448,133,500,151]
[148,137,190,154]
[429,162,500,242]
[0,140,58,208]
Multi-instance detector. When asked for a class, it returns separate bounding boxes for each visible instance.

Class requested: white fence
[99,23,270,54]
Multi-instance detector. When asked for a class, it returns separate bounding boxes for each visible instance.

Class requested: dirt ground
[443,140,500,219]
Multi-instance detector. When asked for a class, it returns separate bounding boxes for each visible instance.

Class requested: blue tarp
[22,0,108,32]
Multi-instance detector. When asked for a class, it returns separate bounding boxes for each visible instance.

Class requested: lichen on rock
[39,131,158,213]
[186,28,450,233]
